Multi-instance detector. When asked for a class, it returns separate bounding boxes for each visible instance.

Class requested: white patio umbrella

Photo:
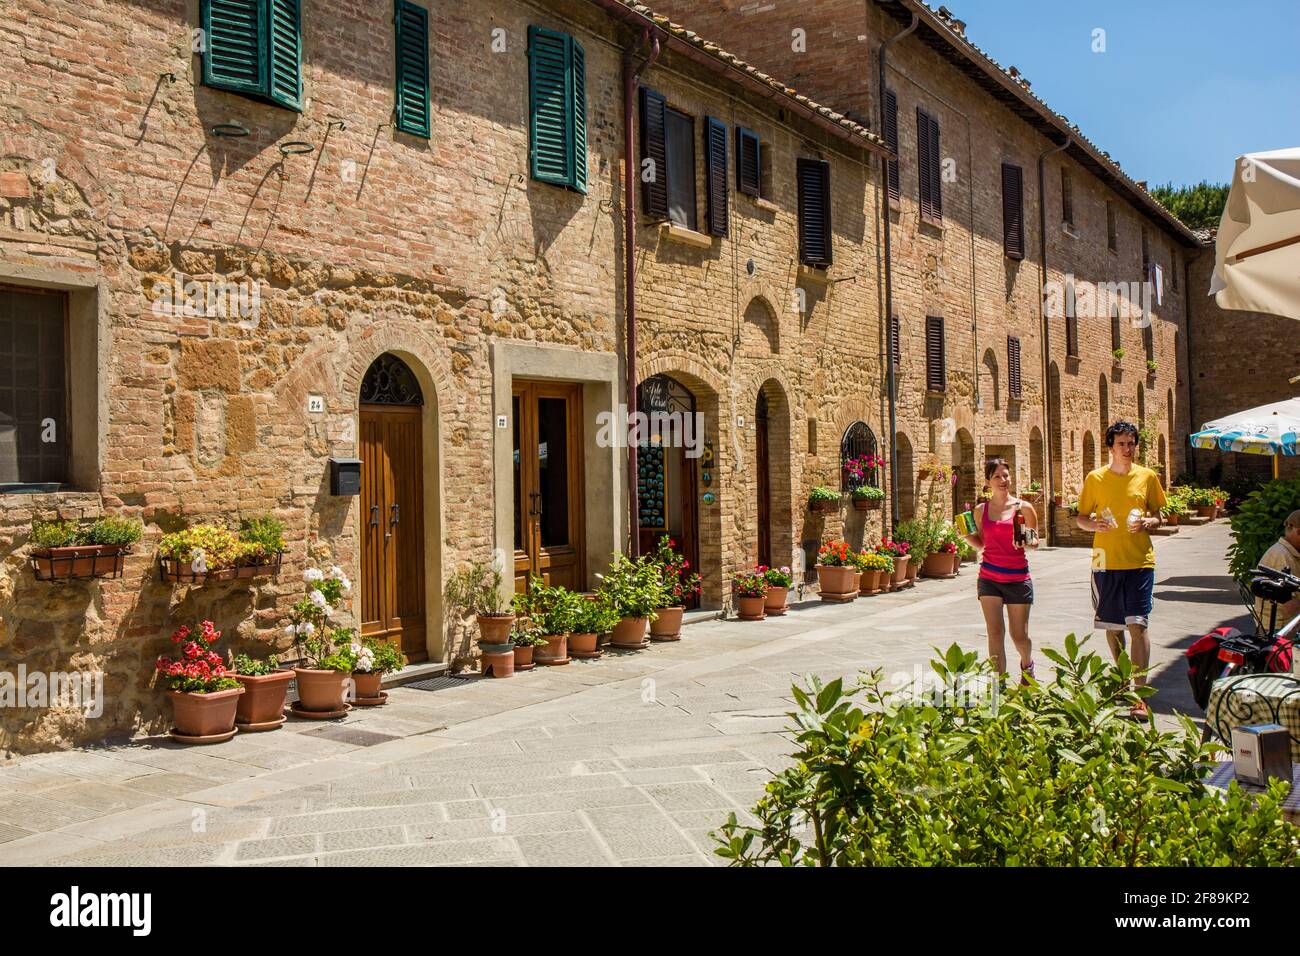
[1189,397,1300,478]
[1208,147,1300,321]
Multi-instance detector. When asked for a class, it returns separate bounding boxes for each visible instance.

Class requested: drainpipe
[1037,135,1071,543]
[879,11,918,530]
[624,30,660,558]
[1182,248,1197,480]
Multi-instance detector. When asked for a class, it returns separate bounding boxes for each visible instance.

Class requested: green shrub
[850,485,884,501]
[596,554,668,620]
[571,595,619,635]
[231,652,281,677]
[85,516,143,547]
[30,519,80,549]
[808,485,841,504]
[239,515,285,554]
[714,638,1299,866]
[1228,478,1300,582]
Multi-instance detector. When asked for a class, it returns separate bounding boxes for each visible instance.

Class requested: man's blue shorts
[1091,568,1154,631]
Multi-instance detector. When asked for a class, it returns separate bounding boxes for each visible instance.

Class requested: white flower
[303,568,324,583]
[288,621,315,638]
[328,565,344,580]
[309,590,328,610]
[339,576,352,593]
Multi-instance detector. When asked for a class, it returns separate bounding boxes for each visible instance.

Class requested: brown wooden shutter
[736,126,761,197]
[1066,313,1079,358]
[1144,322,1154,361]
[916,107,932,220]
[797,158,832,267]
[1061,166,1073,225]
[884,90,900,204]
[1008,335,1022,399]
[890,314,901,369]
[925,315,945,392]
[1001,163,1024,259]
[704,116,728,237]
[639,86,668,221]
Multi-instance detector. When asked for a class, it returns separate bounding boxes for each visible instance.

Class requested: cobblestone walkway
[1,522,1244,866]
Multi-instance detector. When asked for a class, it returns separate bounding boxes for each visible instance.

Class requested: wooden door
[360,404,426,662]
[514,381,585,592]
[756,391,771,567]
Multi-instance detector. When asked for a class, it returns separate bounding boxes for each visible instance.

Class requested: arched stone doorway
[359,352,432,663]
[1029,426,1045,490]
[742,296,779,356]
[755,379,791,569]
[896,431,915,520]
[1083,430,1096,477]
[953,428,976,515]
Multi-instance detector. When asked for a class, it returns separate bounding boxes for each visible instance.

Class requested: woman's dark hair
[984,457,1010,480]
[1105,421,1139,447]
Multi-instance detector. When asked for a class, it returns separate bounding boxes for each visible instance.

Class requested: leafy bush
[850,484,885,501]
[1112,347,1125,361]
[513,576,586,635]
[238,515,285,555]
[509,628,549,648]
[85,516,143,547]
[808,486,841,504]
[731,570,768,598]
[158,524,255,570]
[31,516,142,549]
[597,554,668,620]
[445,559,511,617]
[1228,478,1300,582]
[30,519,80,549]
[230,652,281,677]
[715,638,1299,866]
[354,635,407,674]
[571,595,619,635]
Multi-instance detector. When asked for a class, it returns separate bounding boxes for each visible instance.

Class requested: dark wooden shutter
[267,0,301,110]
[640,87,669,221]
[202,0,267,98]
[1066,313,1079,358]
[394,0,430,138]
[1001,162,1024,260]
[797,158,832,267]
[704,117,728,237]
[736,126,761,197]
[928,112,942,220]
[884,90,900,203]
[917,108,941,222]
[890,315,901,369]
[1144,322,1154,361]
[1111,308,1121,350]
[1008,335,1022,399]
[1061,167,1073,225]
[925,316,946,392]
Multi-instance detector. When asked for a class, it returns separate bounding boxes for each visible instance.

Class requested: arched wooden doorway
[637,373,700,608]
[360,353,427,662]
[754,380,791,569]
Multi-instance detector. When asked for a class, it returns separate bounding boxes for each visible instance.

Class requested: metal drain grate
[403,675,474,693]
[302,726,400,747]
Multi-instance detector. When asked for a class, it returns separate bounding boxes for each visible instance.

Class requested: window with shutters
[664,108,696,230]
[916,108,942,225]
[528,26,587,193]
[639,89,700,229]
[797,158,832,267]
[703,117,728,237]
[394,1,429,138]
[1144,322,1154,363]
[1106,202,1118,252]
[884,90,900,206]
[1001,163,1024,260]
[1,288,68,485]
[1066,298,1080,359]
[201,0,302,111]
[925,316,946,392]
[735,126,762,199]
[1111,305,1122,352]
[1007,335,1022,400]
[1061,167,1074,226]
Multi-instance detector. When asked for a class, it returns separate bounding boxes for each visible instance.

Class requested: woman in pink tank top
[960,458,1041,684]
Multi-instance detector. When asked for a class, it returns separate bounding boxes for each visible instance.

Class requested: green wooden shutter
[529,27,570,186]
[266,0,301,110]
[704,117,728,237]
[394,0,430,138]
[640,87,669,220]
[202,0,267,97]
[570,38,587,193]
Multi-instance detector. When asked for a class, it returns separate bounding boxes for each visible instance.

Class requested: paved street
[1,521,1247,867]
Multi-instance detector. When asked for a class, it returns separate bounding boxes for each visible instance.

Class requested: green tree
[1150,180,1230,231]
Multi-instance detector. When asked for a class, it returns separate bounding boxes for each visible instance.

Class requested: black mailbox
[329,458,362,496]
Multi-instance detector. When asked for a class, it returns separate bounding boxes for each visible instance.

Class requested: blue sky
[943,0,1300,187]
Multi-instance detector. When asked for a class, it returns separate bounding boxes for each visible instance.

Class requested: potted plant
[236,515,287,576]
[445,558,515,647]
[923,536,959,578]
[228,651,293,731]
[850,484,885,511]
[808,485,841,515]
[856,549,893,596]
[1162,493,1188,527]
[569,596,616,659]
[761,564,794,615]
[508,627,545,671]
[1020,480,1042,503]
[597,554,666,649]
[155,620,244,743]
[877,538,912,588]
[157,524,251,584]
[1187,486,1217,518]
[649,535,702,640]
[30,516,142,581]
[514,576,581,664]
[287,567,358,717]
[1147,359,1158,376]
[917,453,940,481]
[351,635,406,704]
[732,569,769,620]
[1112,347,1125,363]
[815,541,859,602]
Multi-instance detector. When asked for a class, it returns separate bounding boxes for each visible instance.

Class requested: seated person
[1255,509,1300,628]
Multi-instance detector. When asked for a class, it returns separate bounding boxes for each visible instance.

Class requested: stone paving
[0,522,1249,866]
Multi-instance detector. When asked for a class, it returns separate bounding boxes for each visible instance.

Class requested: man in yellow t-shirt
[1076,421,1167,719]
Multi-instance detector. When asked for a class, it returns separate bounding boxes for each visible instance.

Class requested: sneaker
[1019,660,1036,686]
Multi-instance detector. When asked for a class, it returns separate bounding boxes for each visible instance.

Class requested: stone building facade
[0,0,892,750]
[650,0,1201,538]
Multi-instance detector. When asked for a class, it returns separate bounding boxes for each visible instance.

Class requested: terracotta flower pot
[816,564,858,602]
[810,498,839,515]
[232,669,293,727]
[535,633,569,663]
[921,552,957,578]
[852,497,883,511]
[32,544,128,581]
[168,686,244,739]
[611,617,648,647]
[352,670,384,700]
[764,585,789,615]
[293,667,351,712]
[858,568,882,595]
[736,594,767,620]
[477,613,515,645]
[480,648,514,677]
[650,606,684,640]
[907,557,920,580]
[1166,512,1180,526]
[568,632,599,656]
[891,555,909,586]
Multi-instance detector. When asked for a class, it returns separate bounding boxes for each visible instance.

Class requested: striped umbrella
[1190,398,1300,476]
